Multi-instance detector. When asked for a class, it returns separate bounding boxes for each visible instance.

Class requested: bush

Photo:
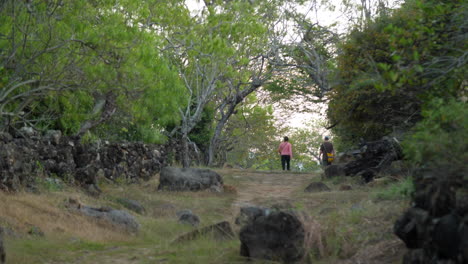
[402,99,468,170]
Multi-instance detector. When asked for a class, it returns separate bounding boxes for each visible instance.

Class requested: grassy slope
[0,169,409,263]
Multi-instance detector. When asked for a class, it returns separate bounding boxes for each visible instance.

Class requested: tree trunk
[207,81,263,167]
[181,132,190,168]
[208,111,230,167]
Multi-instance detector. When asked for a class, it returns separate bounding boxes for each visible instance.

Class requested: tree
[0,1,187,143]
[327,0,467,144]
[289,121,327,168]
[221,94,281,169]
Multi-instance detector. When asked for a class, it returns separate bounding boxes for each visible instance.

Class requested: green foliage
[223,94,281,169]
[402,99,468,170]
[288,122,327,171]
[373,176,414,201]
[328,0,467,145]
[189,105,215,149]
[36,176,64,192]
[0,1,187,143]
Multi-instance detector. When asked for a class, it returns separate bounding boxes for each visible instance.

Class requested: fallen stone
[176,210,200,227]
[304,182,331,193]
[115,198,146,215]
[79,205,140,233]
[172,221,234,243]
[158,167,224,192]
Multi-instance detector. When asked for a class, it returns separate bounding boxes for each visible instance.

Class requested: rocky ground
[0,168,409,263]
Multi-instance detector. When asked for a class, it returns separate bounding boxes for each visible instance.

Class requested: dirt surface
[5,169,407,264]
[230,170,313,209]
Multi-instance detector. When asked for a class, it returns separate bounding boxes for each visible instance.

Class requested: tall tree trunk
[207,80,263,167]
[208,112,230,166]
[181,131,190,168]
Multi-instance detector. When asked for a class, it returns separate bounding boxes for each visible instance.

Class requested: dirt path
[231,170,314,209]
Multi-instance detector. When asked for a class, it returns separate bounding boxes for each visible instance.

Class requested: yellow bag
[327,153,334,163]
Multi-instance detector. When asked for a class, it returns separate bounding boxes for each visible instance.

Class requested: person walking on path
[278,136,293,171]
[319,136,335,166]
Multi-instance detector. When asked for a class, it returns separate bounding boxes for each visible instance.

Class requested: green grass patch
[372,176,414,201]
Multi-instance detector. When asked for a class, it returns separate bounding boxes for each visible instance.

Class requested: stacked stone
[0,130,166,191]
[394,167,468,263]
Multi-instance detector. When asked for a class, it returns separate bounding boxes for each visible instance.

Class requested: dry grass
[0,191,129,243]
[0,168,409,264]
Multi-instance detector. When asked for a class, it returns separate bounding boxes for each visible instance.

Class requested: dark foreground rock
[239,210,313,263]
[304,182,331,193]
[235,206,269,226]
[158,167,223,192]
[394,167,468,263]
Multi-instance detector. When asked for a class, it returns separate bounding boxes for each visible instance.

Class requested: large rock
[158,167,223,192]
[235,206,269,226]
[176,210,200,227]
[79,206,140,233]
[394,167,468,263]
[239,211,308,263]
[344,137,402,182]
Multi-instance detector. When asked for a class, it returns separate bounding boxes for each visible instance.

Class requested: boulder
[324,164,345,178]
[176,210,200,227]
[304,182,331,193]
[158,167,223,192]
[115,198,146,215]
[395,167,468,263]
[79,206,140,233]
[344,137,402,182]
[239,211,307,263]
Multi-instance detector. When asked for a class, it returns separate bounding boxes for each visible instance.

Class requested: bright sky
[183,0,400,130]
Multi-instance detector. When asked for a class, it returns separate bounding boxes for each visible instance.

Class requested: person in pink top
[278,136,293,171]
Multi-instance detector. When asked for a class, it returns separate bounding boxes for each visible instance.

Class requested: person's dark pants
[281,155,291,170]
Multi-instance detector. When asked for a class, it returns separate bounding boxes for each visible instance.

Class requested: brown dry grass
[0,168,409,264]
[0,191,130,242]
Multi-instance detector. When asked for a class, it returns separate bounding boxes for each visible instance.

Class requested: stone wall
[0,131,167,191]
